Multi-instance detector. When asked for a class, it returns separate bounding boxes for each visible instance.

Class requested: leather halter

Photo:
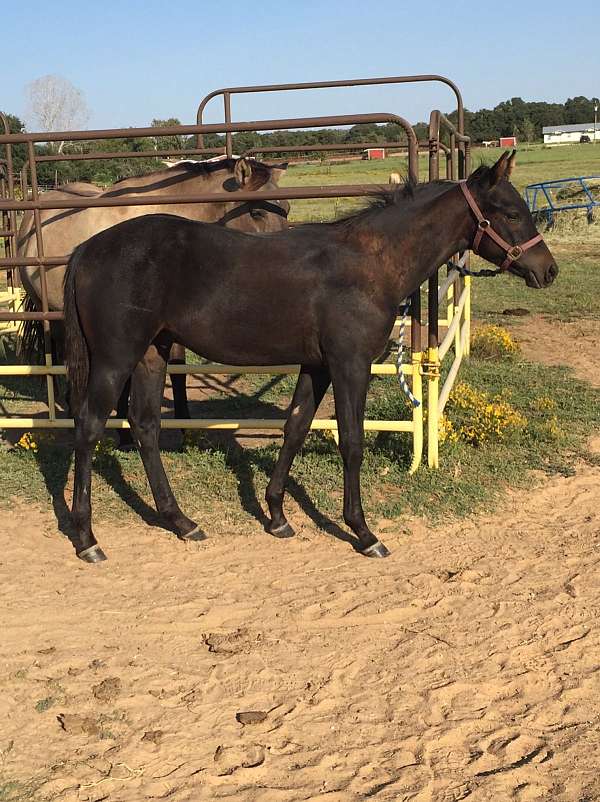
[459,180,543,271]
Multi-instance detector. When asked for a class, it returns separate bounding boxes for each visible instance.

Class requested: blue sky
[2,0,599,131]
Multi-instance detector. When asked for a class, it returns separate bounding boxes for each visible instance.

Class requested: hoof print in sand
[57,713,100,737]
[213,744,265,775]
[236,710,268,725]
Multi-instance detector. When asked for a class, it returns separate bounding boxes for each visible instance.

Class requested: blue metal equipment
[525,175,600,224]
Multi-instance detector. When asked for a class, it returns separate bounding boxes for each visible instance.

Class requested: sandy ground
[2,323,600,801]
[513,315,600,388]
[1,443,600,801]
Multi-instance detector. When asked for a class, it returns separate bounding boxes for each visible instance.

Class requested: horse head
[464,152,558,289]
[220,157,290,232]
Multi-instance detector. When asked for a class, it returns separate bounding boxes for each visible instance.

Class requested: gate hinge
[421,360,441,378]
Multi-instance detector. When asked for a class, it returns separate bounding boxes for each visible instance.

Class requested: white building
[543,122,598,144]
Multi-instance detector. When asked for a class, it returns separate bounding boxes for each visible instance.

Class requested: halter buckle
[507,245,523,261]
[478,219,490,230]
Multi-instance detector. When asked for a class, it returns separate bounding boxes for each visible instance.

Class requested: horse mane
[111,157,264,186]
[323,177,456,228]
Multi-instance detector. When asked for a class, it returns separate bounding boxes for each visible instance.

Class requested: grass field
[280,142,600,222]
[0,143,599,532]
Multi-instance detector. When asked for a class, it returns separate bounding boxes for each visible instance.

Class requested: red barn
[363,148,386,160]
[499,136,517,148]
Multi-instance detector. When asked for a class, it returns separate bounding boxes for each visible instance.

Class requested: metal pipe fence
[0,74,471,474]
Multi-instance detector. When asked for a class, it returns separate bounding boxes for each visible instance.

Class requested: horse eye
[506,212,520,222]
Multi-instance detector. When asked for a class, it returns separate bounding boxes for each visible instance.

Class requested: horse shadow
[171,391,362,551]
[194,428,359,550]
[32,439,163,550]
[31,389,361,553]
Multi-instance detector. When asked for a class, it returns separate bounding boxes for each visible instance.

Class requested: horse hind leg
[128,342,203,542]
[72,360,135,563]
[115,378,136,450]
[169,342,190,420]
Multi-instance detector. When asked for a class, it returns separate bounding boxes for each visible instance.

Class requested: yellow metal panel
[0,417,414,432]
[0,362,414,377]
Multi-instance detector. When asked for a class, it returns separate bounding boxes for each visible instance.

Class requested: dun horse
[18,157,288,439]
[64,152,558,562]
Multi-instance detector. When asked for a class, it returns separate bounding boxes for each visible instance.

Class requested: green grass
[472,244,600,323]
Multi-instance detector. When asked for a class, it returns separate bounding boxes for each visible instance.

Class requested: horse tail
[63,244,88,413]
[17,295,45,365]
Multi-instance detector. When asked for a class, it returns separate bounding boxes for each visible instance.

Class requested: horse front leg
[330,357,390,558]
[265,366,330,537]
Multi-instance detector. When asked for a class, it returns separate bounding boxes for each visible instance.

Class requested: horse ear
[489,151,511,187]
[506,149,517,179]
[233,158,253,187]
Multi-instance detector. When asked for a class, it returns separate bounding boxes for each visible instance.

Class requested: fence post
[27,141,57,421]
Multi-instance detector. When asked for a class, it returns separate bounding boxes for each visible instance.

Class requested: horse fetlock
[343,505,367,530]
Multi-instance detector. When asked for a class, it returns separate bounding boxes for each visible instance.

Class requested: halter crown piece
[459,180,543,271]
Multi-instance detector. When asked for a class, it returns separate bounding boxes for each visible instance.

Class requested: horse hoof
[77,544,108,563]
[361,541,390,558]
[179,525,207,543]
[269,522,295,539]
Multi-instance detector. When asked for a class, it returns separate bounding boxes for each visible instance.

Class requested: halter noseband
[459,180,543,271]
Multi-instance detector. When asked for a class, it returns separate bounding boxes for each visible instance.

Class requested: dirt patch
[511,315,600,387]
[1,459,600,802]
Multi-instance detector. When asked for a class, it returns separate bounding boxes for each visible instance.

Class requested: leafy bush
[471,325,519,360]
[442,381,527,446]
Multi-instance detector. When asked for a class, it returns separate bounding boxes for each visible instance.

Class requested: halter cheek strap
[459,180,543,271]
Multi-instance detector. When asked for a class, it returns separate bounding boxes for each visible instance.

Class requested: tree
[564,96,595,124]
[25,75,89,153]
[522,117,536,144]
[151,118,185,152]
[0,111,27,171]
[344,123,382,144]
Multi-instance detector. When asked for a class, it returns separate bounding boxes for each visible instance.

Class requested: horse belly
[175,303,320,367]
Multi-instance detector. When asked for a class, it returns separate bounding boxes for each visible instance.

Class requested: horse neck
[374,184,474,302]
[107,167,221,197]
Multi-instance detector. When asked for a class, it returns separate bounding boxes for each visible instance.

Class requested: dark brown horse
[64,152,558,562]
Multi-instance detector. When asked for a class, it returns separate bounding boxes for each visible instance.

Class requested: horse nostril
[546,263,558,283]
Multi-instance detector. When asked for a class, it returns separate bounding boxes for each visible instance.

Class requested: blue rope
[397,300,420,408]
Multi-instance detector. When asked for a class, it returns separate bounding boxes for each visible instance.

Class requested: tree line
[1,95,598,187]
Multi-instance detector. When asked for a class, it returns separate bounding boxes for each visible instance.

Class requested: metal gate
[0,74,472,471]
